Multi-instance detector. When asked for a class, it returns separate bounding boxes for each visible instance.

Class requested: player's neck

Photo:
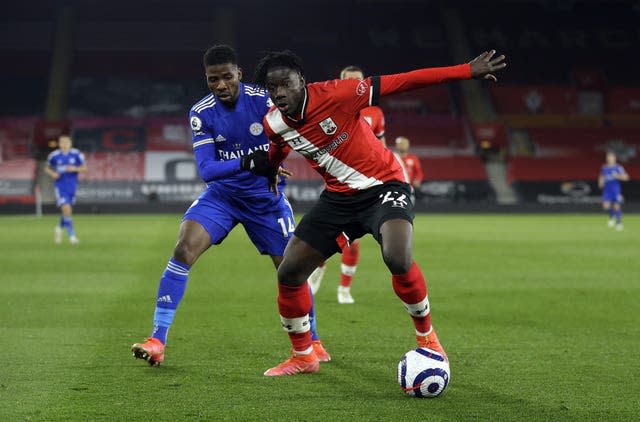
[285,88,308,121]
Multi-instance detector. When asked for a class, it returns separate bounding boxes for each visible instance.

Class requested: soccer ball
[397,348,450,398]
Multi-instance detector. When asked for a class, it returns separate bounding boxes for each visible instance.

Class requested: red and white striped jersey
[264,64,471,195]
[264,78,404,194]
[359,105,385,139]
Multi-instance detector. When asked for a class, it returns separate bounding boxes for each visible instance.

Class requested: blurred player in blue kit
[131,45,330,366]
[598,151,629,231]
[44,134,86,245]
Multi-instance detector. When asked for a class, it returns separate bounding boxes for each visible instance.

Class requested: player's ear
[236,67,243,81]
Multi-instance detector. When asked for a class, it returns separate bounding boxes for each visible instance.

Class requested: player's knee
[382,250,412,275]
[173,241,198,266]
[277,262,305,287]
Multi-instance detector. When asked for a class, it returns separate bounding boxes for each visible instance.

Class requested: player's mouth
[276,101,289,112]
[216,91,231,100]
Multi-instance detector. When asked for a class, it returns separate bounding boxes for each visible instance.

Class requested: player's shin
[340,242,360,287]
[152,258,190,344]
[391,261,432,335]
[308,285,319,341]
[278,283,313,354]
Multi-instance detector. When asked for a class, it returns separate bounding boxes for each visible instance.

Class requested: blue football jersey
[189,83,282,194]
[601,164,625,192]
[47,148,85,193]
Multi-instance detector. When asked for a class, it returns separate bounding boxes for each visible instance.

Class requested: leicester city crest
[319,117,337,135]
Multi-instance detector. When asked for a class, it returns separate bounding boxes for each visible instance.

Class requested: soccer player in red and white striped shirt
[247,49,506,376]
[307,65,388,305]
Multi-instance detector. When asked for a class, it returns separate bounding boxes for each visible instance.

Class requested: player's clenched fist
[240,150,273,176]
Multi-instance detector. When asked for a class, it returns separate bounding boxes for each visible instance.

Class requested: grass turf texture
[0,214,639,421]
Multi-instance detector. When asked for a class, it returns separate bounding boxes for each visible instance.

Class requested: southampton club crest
[319,117,338,135]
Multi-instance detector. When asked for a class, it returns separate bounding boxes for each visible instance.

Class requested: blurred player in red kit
[395,136,424,191]
[250,49,506,376]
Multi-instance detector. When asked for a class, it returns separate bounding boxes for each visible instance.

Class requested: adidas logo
[215,134,227,143]
[157,295,172,303]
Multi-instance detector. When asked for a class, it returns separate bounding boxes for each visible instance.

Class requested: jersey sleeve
[46,152,55,168]
[189,109,242,183]
[377,64,472,100]
[76,151,86,166]
[263,113,292,168]
[325,78,376,115]
[372,107,385,138]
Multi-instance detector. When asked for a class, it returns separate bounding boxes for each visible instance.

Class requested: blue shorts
[183,185,295,256]
[603,189,623,204]
[55,187,76,207]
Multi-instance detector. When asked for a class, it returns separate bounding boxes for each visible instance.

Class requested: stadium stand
[1,0,638,211]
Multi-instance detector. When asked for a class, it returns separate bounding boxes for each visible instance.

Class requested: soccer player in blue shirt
[44,135,86,245]
[598,151,629,231]
[131,45,330,366]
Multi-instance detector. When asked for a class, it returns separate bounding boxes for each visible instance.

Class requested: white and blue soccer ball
[397,348,450,398]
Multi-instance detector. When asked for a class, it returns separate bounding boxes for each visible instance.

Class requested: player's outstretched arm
[377,50,507,96]
[468,50,507,82]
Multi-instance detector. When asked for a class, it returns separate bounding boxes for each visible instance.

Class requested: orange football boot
[264,351,320,376]
[312,340,331,362]
[131,337,165,366]
[417,329,448,361]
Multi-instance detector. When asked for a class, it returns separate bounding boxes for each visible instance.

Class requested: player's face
[205,63,242,105]
[341,70,364,80]
[59,136,72,152]
[264,67,305,117]
[395,137,409,153]
[606,152,617,165]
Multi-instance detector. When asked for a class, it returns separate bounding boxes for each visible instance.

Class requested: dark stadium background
[1,0,639,213]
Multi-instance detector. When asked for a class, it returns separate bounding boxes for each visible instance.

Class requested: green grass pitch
[1,213,639,421]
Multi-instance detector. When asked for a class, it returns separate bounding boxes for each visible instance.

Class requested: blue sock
[614,209,622,224]
[59,217,65,228]
[608,208,614,219]
[62,217,74,237]
[309,285,319,341]
[152,257,190,344]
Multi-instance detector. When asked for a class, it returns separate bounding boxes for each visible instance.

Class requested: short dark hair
[340,65,364,79]
[253,50,304,88]
[203,44,237,67]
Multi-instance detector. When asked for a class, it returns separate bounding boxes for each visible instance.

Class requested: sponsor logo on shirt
[356,80,368,96]
[310,132,349,159]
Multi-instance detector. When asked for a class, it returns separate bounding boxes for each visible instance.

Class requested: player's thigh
[174,219,212,264]
[363,182,415,243]
[240,194,295,256]
[293,194,349,259]
[182,190,236,246]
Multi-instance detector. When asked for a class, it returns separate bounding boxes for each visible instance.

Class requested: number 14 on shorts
[277,217,295,237]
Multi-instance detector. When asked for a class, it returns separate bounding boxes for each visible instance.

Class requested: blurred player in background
[44,134,86,245]
[307,65,387,304]
[252,49,506,376]
[394,136,424,192]
[598,151,629,231]
[131,45,330,367]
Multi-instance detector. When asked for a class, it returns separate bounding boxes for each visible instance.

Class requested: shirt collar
[285,87,308,123]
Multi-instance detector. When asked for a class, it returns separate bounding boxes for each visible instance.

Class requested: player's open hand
[469,50,507,82]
